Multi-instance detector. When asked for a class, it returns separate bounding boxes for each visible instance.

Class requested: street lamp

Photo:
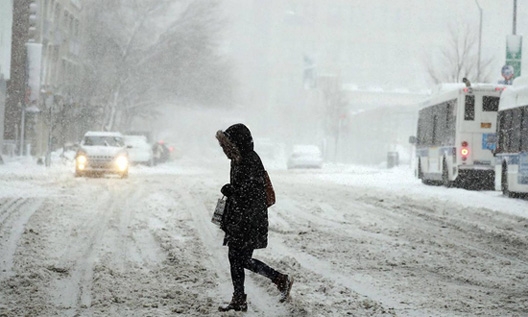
[475,0,482,82]
[19,102,41,156]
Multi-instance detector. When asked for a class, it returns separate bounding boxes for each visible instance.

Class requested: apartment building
[5,0,83,157]
[0,0,13,157]
[40,0,82,99]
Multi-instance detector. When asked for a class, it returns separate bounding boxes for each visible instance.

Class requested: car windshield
[83,136,124,147]
[293,146,321,156]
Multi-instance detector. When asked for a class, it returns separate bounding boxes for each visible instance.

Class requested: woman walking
[216,123,294,312]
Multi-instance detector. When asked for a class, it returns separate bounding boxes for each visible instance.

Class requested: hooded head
[216,123,254,161]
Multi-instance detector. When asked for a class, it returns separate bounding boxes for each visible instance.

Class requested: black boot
[218,293,248,312]
[273,274,294,303]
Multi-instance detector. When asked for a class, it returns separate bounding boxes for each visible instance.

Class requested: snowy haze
[147,0,528,162]
[222,0,527,91]
[2,2,528,314]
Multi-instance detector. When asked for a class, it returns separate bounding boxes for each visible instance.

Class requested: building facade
[0,0,13,156]
[4,0,83,157]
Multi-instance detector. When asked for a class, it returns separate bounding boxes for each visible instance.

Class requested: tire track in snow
[270,195,411,311]
[276,178,528,315]
[0,197,43,277]
[49,180,138,316]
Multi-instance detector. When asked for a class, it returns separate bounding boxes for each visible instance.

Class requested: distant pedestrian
[216,123,294,312]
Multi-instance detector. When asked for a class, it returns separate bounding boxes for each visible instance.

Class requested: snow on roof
[420,82,509,110]
[84,131,123,137]
[292,145,321,154]
[499,76,528,111]
[431,82,505,95]
[431,83,465,94]
[513,76,528,87]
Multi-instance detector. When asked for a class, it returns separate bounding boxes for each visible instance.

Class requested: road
[0,161,527,316]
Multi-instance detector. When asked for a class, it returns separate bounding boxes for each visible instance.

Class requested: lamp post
[513,0,517,35]
[19,102,25,156]
[475,0,482,82]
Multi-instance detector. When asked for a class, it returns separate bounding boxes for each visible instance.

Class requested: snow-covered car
[287,145,323,169]
[75,131,130,178]
[123,135,154,166]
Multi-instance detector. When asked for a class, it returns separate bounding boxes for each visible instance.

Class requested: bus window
[417,112,426,145]
[464,95,475,120]
[483,96,499,112]
[502,110,514,152]
[520,106,528,152]
[421,107,434,146]
[446,99,456,143]
[432,114,438,145]
[512,108,522,151]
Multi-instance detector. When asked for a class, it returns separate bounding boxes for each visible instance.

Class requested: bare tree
[145,0,234,108]
[424,24,495,85]
[79,0,233,132]
[318,75,348,162]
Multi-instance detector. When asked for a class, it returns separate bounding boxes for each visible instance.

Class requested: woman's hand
[221,184,235,196]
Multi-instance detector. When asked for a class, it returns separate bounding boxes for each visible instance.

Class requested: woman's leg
[241,249,280,281]
[228,247,249,296]
[220,247,249,312]
[228,247,293,304]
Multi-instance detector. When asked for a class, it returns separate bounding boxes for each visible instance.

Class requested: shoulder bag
[211,196,226,226]
[263,170,276,207]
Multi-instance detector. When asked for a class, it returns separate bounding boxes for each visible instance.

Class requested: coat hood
[218,123,254,154]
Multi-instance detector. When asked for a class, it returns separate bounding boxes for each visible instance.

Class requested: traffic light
[28,1,39,42]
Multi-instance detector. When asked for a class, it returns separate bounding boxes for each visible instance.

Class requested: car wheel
[442,160,451,188]
[417,160,424,179]
[75,170,83,177]
[501,163,513,197]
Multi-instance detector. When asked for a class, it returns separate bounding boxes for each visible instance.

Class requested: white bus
[495,76,528,197]
[411,82,506,189]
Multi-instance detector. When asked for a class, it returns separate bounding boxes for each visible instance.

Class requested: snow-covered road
[0,158,527,316]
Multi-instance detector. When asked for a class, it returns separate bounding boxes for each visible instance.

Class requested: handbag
[211,196,226,226]
[263,170,276,207]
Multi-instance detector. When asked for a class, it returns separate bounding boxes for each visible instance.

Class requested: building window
[74,20,79,36]
[69,16,74,34]
[63,11,69,28]
[54,4,60,23]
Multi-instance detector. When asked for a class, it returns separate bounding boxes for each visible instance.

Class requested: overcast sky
[221,0,528,91]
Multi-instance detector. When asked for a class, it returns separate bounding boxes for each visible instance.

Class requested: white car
[123,135,154,166]
[287,145,323,169]
[75,131,130,178]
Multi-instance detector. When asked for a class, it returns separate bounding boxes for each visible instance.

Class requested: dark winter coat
[217,124,268,250]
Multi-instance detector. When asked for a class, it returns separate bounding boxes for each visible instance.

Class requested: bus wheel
[501,164,512,197]
[418,160,424,179]
[442,161,451,188]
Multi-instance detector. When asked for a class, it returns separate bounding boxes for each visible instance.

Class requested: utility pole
[475,0,482,82]
[513,0,517,35]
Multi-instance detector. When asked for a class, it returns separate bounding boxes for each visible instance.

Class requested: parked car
[152,140,172,165]
[123,135,154,166]
[287,145,323,169]
[75,131,130,178]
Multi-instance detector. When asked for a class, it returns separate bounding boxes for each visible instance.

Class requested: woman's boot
[218,293,248,312]
[273,274,294,302]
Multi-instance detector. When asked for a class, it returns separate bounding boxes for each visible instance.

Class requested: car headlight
[115,155,129,171]
[76,155,87,170]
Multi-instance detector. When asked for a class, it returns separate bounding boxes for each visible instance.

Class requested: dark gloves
[221,183,235,197]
